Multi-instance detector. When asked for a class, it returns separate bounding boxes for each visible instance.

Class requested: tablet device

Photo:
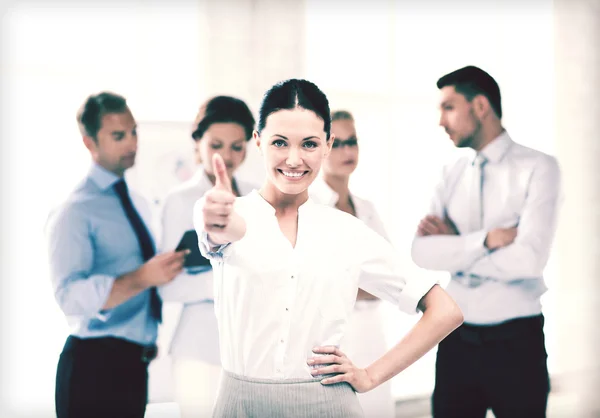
[175,230,211,268]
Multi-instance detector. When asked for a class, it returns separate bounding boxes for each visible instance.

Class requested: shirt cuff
[463,230,489,259]
[186,265,213,275]
[199,230,232,260]
[95,274,118,321]
[396,276,439,315]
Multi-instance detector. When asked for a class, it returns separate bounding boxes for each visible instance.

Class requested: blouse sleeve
[356,220,438,314]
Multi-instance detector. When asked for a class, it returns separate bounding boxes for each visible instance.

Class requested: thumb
[213,153,232,193]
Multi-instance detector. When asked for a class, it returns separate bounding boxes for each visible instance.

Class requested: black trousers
[433,315,550,418]
[55,336,156,418]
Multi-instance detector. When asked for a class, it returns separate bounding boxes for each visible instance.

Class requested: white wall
[553,0,600,413]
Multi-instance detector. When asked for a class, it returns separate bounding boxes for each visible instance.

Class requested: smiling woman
[192,78,464,417]
[253,79,332,197]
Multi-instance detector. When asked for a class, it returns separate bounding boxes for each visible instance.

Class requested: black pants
[55,336,155,418]
[433,315,550,418]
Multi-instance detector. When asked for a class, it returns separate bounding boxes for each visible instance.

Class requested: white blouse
[194,190,436,379]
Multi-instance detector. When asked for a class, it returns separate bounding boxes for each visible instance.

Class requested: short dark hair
[437,66,502,119]
[257,79,331,138]
[191,96,255,142]
[331,110,354,122]
[77,92,128,140]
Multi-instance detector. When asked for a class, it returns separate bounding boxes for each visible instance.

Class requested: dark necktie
[113,179,162,322]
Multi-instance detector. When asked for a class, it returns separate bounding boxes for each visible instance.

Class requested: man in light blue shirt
[46,92,187,418]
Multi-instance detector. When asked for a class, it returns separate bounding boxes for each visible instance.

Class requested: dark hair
[257,79,331,138]
[77,92,129,140]
[331,110,354,122]
[191,96,255,141]
[437,66,502,119]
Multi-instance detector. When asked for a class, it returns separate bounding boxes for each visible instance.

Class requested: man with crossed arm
[411,66,562,418]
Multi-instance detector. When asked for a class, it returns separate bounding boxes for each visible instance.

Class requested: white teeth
[282,171,304,178]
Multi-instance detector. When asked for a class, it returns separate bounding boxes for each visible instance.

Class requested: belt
[65,336,158,363]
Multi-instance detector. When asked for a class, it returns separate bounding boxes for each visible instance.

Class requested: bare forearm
[356,288,378,301]
[103,271,146,309]
[365,285,463,388]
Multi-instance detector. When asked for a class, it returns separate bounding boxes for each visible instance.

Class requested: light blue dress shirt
[46,163,158,346]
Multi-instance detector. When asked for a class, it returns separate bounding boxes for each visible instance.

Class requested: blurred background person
[310,110,395,418]
[157,96,258,418]
[47,92,186,418]
[411,66,562,418]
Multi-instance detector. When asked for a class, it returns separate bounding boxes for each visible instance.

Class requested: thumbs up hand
[213,152,233,194]
[201,153,246,245]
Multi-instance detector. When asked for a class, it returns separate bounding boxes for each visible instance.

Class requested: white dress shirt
[158,169,256,362]
[411,131,562,325]
[194,190,437,379]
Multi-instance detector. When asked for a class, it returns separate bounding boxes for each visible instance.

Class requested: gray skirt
[212,370,364,417]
